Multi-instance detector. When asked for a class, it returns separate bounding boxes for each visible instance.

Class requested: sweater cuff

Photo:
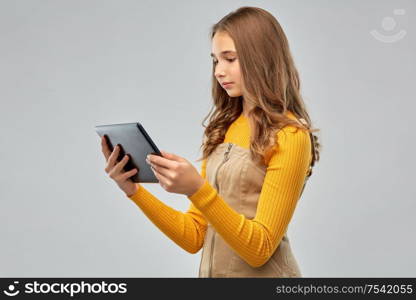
[127,184,142,202]
[187,179,218,210]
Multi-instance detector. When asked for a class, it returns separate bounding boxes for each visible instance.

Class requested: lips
[221,82,234,86]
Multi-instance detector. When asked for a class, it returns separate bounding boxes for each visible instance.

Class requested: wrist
[126,184,140,197]
[187,177,205,197]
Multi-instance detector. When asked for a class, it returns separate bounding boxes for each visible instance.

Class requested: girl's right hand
[101,136,139,197]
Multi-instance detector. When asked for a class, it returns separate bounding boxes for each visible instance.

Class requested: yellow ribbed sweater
[128,111,312,268]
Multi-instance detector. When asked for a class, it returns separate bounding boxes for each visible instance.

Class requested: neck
[242,99,254,118]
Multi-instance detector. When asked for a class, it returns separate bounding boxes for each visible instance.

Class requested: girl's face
[211,31,243,97]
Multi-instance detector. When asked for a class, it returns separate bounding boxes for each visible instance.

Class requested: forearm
[187,180,279,267]
[128,185,205,254]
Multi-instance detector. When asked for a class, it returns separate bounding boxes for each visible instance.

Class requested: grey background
[1,0,414,277]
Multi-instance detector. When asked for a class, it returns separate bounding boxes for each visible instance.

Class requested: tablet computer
[95,122,163,183]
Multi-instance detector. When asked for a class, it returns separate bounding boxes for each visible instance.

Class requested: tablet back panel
[95,122,162,183]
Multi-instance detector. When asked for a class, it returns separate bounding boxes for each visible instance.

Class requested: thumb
[160,150,183,162]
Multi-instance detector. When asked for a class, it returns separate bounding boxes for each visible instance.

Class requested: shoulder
[263,116,310,165]
[273,112,311,154]
[275,126,310,151]
[276,111,309,139]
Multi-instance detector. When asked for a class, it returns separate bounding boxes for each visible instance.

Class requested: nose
[214,64,226,79]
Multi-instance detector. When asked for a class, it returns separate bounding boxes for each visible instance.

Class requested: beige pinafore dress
[198,131,316,278]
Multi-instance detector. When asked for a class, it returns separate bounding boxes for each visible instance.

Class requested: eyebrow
[210,50,236,58]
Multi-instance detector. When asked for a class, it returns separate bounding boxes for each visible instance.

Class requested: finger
[151,165,170,185]
[107,144,120,169]
[101,136,111,160]
[113,154,130,174]
[160,150,183,162]
[150,162,174,179]
[119,168,138,181]
[148,154,177,170]
[151,165,162,183]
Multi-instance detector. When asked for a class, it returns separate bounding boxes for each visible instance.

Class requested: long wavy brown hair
[196,6,321,171]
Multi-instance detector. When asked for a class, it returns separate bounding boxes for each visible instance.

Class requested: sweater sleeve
[127,159,208,254]
[187,127,312,267]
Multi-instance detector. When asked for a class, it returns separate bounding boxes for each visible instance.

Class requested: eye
[212,58,236,64]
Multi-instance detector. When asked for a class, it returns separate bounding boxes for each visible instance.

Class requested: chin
[227,90,242,97]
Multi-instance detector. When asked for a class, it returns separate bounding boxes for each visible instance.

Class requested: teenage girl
[100,6,321,277]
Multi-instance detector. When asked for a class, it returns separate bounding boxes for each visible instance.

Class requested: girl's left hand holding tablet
[146,151,205,197]
[101,136,139,197]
